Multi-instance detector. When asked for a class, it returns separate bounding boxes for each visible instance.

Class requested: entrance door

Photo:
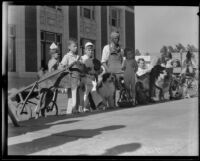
[40,31,62,69]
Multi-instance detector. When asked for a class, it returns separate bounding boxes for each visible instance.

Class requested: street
[8,97,198,156]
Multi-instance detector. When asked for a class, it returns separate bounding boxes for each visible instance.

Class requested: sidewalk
[7,97,198,156]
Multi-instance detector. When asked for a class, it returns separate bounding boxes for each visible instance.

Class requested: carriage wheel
[16,103,32,121]
[44,101,58,117]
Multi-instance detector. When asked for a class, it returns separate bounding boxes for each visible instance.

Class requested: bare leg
[71,87,77,113]
[83,86,90,112]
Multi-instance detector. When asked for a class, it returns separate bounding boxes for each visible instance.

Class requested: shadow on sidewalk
[8,125,125,155]
[8,97,192,138]
[102,142,141,155]
[8,117,81,138]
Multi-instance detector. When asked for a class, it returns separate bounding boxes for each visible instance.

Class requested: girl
[122,48,138,105]
[48,42,60,73]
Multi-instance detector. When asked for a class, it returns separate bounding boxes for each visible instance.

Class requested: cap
[50,42,58,50]
[110,31,120,38]
[85,42,94,48]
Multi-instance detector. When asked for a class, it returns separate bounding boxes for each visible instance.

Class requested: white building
[6,5,135,89]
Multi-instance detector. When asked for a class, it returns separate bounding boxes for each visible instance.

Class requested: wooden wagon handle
[8,61,77,100]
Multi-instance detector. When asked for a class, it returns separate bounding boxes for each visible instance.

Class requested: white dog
[97,72,116,109]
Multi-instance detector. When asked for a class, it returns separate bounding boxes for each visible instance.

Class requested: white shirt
[136,67,150,76]
[101,44,124,63]
[60,51,79,68]
[80,55,93,68]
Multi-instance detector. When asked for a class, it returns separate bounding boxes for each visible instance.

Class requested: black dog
[135,81,149,105]
[149,65,169,101]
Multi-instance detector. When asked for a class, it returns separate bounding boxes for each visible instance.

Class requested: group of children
[39,39,105,114]
[39,35,198,114]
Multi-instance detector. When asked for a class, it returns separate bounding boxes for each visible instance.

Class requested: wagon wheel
[16,103,32,121]
[44,101,58,117]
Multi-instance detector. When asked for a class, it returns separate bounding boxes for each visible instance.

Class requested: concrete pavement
[7,97,198,156]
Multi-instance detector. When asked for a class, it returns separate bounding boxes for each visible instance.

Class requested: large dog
[97,72,116,109]
[149,65,171,101]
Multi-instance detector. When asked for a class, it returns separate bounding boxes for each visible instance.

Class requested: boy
[136,58,151,94]
[58,39,80,114]
[80,42,104,112]
[48,42,60,72]
[136,58,151,77]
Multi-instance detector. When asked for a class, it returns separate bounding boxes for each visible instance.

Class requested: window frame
[80,6,95,21]
[40,30,62,68]
[110,7,121,28]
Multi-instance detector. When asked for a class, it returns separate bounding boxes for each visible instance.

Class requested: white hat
[50,42,58,50]
[85,42,94,48]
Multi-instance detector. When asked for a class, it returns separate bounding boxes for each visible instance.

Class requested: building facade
[7,6,135,87]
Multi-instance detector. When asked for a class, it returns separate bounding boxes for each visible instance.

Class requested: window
[80,6,95,20]
[45,32,55,42]
[47,6,56,9]
[40,31,62,68]
[46,6,62,11]
[8,25,16,72]
[110,8,121,27]
[83,8,91,19]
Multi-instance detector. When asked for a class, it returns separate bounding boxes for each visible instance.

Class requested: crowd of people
[38,30,198,115]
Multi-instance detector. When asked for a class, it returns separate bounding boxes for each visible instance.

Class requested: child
[136,58,152,96]
[80,42,104,112]
[181,51,197,77]
[181,51,197,98]
[58,39,80,114]
[48,42,60,72]
[137,58,151,77]
[122,48,138,105]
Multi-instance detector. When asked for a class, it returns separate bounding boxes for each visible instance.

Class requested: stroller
[117,76,135,107]
[12,61,86,121]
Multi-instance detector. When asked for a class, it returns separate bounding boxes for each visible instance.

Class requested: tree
[168,46,175,53]
[175,43,186,52]
[160,46,168,54]
[175,43,186,70]
[187,44,198,52]
[173,47,179,53]
[191,45,198,52]
[145,52,150,56]
[135,49,141,56]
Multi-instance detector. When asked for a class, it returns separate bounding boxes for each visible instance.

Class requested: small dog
[97,72,116,109]
[170,75,183,99]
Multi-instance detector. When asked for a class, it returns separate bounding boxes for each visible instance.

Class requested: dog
[135,81,149,105]
[149,65,171,101]
[97,72,116,109]
[170,75,183,99]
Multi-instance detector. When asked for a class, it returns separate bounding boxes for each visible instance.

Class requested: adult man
[101,31,125,74]
[101,31,125,107]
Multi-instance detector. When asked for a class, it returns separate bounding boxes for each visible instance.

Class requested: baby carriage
[117,76,134,107]
[13,61,86,121]
[13,71,65,121]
